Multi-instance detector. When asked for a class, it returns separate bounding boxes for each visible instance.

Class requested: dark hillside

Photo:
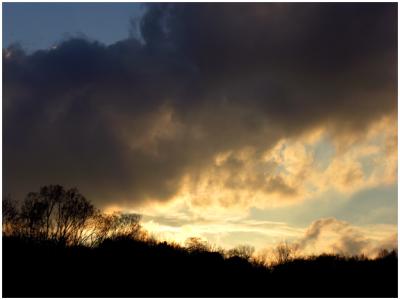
[2,185,398,297]
[3,235,398,297]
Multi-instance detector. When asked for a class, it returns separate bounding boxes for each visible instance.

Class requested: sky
[3,3,398,257]
[3,3,145,51]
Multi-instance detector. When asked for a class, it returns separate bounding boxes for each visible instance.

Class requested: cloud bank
[296,217,397,257]
[4,3,397,208]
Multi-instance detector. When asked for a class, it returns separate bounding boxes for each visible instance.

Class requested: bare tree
[84,210,114,246]
[5,185,145,247]
[54,187,95,245]
[227,244,255,260]
[272,241,299,265]
[20,192,48,238]
[185,237,210,253]
[108,213,142,240]
[84,211,143,245]
[2,195,19,236]
[18,185,66,240]
[39,185,65,238]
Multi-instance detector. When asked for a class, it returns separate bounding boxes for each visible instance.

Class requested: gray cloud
[3,3,397,208]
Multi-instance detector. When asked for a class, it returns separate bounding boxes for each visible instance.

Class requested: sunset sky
[3,3,397,257]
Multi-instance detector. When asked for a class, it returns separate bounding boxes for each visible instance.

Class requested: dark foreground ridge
[2,185,398,297]
[3,236,398,297]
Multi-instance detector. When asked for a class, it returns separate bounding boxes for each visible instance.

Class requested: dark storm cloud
[3,3,397,207]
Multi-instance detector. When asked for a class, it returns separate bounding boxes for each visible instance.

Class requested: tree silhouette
[85,210,114,246]
[12,185,95,245]
[39,185,65,238]
[108,213,142,239]
[20,192,48,238]
[53,187,94,244]
[227,244,255,260]
[3,185,146,246]
[272,241,299,265]
[85,211,143,245]
[2,195,19,236]
[185,237,210,252]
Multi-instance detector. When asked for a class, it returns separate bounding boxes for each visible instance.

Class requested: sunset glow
[3,2,397,258]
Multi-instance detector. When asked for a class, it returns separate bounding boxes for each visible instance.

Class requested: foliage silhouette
[2,185,398,297]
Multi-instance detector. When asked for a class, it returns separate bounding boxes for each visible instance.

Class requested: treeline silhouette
[3,185,398,297]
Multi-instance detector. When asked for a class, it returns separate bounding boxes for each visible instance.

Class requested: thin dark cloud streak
[3,3,397,207]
